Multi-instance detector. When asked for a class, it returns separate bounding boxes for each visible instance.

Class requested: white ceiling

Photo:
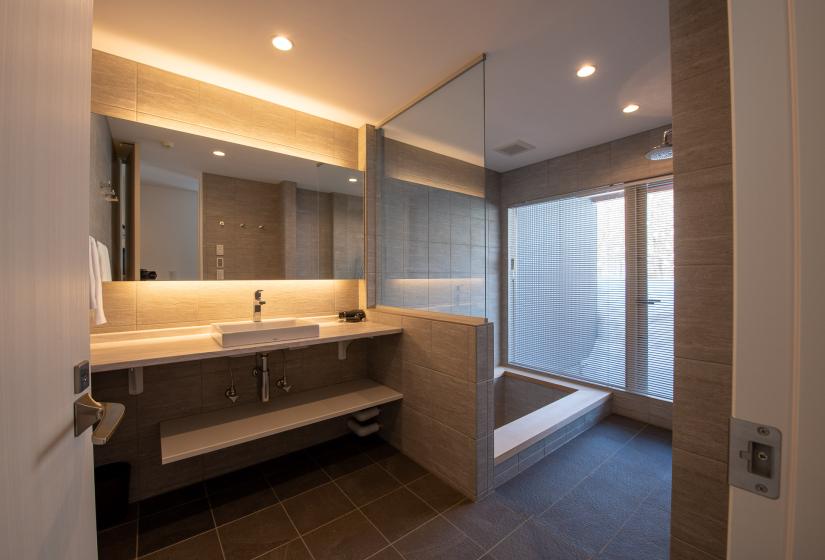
[108,117,363,196]
[93,0,671,173]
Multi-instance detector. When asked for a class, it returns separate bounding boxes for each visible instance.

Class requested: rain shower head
[645,128,673,161]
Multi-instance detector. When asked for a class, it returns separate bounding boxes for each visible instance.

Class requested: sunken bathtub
[492,367,611,487]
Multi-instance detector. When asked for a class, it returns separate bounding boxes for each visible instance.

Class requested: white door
[0,1,97,558]
[728,0,825,558]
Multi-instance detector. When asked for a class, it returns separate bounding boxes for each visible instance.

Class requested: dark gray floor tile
[598,501,669,560]
[303,511,388,560]
[313,437,375,479]
[494,454,585,515]
[256,538,314,560]
[337,463,402,506]
[218,504,298,560]
[205,466,267,495]
[282,482,354,534]
[620,430,673,479]
[591,416,646,443]
[407,474,464,513]
[98,502,139,531]
[97,521,137,560]
[488,517,589,560]
[366,546,405,560]
[443,496,527,550]
[139,483,206,517]
[361,488,437,542]
[376,454,428,484]
[139,530,223,559]
[138,498,214,557]
[362,437,401,462]
[645,480,672,512]
[209,479,279,526]
[263,452,332,500]
[540,472,640,555]
[394,516,484,560]
[587,455,663,505]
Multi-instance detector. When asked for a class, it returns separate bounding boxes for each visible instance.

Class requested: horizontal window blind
[508,178,673,401]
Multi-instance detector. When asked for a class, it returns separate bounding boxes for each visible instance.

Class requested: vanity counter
[90,319,402,372]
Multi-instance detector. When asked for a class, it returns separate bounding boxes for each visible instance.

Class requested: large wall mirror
[90,114,364,281]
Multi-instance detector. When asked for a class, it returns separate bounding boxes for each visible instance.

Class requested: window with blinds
[507,177,674,400]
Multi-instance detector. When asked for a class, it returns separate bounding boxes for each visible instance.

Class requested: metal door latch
[729,417,781,499]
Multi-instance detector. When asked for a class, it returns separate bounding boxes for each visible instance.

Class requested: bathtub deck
[493,367,611,465]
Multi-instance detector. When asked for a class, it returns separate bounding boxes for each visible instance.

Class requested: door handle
[74,392,126,445]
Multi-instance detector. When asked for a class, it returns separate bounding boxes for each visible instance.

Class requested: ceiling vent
[494,140,536,157]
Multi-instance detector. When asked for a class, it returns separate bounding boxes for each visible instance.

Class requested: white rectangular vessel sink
[211,318,320,347]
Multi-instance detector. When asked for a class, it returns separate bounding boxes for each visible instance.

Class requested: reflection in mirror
[89,114,364,281]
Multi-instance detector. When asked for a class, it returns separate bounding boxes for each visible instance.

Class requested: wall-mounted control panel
[74,360,90,394]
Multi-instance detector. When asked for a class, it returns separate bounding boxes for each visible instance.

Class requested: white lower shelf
[160,379,403,464]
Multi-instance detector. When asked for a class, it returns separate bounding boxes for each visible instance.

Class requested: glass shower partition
[376,59,492,319]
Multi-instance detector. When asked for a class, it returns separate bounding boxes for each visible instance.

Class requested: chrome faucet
[252,289,266,322]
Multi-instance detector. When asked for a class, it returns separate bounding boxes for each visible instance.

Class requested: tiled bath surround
[493,374,570,429]
[493,404,610,488]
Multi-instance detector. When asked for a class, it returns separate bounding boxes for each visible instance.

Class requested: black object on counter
[338,309,366,322]
[140,268,157,280]
[95,462,132,530]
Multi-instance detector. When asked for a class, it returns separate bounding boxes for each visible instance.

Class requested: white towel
[89,235,107,325]
[88,236,98,310]
[96,240,112,282]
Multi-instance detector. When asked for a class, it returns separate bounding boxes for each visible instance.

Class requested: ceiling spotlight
[272,36,293,51]
[576,64,596,78]
[348,177,358,183]
[622,103,640,113]
[212,150,226,157]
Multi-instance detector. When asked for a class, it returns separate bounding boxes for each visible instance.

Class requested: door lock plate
[729,417,781,499]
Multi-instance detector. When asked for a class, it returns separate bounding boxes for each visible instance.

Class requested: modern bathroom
[3,1,823,560]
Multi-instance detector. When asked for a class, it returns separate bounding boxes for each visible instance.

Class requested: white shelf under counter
[90,319,402,372]
[160,378,402,464]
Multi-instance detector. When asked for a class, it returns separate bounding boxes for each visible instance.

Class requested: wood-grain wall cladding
[383,137,486,198]
[668,0,734,558]
[91,50,359,169]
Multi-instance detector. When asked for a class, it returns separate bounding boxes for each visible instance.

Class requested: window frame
[505,174,674,401]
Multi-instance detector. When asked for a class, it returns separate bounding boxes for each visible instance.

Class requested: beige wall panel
[91,49,137,112]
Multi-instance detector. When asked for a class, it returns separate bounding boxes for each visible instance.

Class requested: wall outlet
[216,269,224,280]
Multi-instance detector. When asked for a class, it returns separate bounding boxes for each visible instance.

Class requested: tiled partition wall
[93,341,370,501]
[91,279,360,333]
[498,124,674,429]
[366,307,495,500]
[669,0,734,558]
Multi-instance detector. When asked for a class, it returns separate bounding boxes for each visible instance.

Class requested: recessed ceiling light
[622,103,640,113]
[348,177,358,183]
[576,64,596,78]
[212,150,226,157]
[272,36,293,51]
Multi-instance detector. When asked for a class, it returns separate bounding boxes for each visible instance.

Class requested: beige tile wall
[202,173,290,280]
[668,0,734,558]
[91,279,360,333]
[92,340,369,501]
[499,125,673,208]
[383,137,486,198]
[366,307,494,500]
[91,50,358,169]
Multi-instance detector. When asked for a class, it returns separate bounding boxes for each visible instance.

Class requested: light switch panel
[216,269,225,280]
[216,244,224,256]
[216,257,224,269]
